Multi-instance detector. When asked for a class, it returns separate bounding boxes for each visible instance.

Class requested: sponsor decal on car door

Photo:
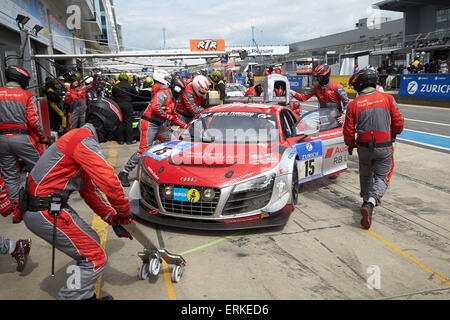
[293,140,324,183]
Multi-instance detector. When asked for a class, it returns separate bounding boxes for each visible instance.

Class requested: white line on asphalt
[404,118,450,127]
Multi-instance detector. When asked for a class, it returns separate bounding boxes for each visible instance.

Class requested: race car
[226,83,246,97]
[129,75,348,230]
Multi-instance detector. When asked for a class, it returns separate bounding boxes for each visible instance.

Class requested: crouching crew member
[344,68,404,229]
[176,75,210,124]
[15,97,134,300]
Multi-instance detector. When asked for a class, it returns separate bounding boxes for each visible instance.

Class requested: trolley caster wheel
[149,257,161,276]
[139,263,149,280]
[171,265,184,283]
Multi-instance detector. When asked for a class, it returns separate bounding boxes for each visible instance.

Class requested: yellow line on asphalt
[162,260,177,300]
[366,229,450,286]
[92,146,118,298]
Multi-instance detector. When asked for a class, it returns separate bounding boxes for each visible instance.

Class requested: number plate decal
[295,140,324,182]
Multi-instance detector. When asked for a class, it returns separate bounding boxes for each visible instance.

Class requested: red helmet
[314,64,331,86]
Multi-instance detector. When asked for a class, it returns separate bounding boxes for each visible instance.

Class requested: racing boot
[84,293,114,300]
[118,171,130,187]
[11,239,31,272]
[360,202,374,229]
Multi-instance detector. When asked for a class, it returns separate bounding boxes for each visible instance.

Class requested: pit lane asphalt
[0,113,449,300]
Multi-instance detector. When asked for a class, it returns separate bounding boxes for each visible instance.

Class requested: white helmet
[153,69,171,85]
[192,75,210,96]
[85,76,93,85]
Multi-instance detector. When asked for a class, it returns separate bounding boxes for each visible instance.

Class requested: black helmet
[5,66,31,89]
[314,64,331,86]
[349,68,378,93]
[255,84,264,96]
[170,77,186,100]
[86,97,122,142]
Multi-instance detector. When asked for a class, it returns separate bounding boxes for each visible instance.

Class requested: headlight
[140,167,154,185]
[202,188,216,201]
[232,174,275,194]
[163,186,173,199]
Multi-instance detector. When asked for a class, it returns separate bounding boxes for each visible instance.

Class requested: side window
[285,111,297,134]
[280,112,293,139]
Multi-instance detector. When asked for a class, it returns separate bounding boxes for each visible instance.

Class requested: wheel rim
[139,263,149,280]
[172,265,183,283]
[150,259,160,275]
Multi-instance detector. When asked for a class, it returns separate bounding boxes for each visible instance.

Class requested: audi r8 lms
[129,76,348,230]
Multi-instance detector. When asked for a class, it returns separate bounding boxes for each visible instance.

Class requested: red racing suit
[0,172,14,217]
[176,83,205,122]
[138,86,186,155]
[64,78,98,130]
[0,82,45,200]
[292,80,349,115]
[20,123,131,300]
[245,86,257,97]
[344,88,404,204]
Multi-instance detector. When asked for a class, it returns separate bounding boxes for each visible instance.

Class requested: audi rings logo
[407,81,419,95]
[306,143,313,152]
[180,177,197,183]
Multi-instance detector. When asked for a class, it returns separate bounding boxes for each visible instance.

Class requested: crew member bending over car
[344,68,404,229]
[245,83,263,97]
[118,70,187,187]
[176,75,210,124]
[290,64,349,124]
[16,98,134,300]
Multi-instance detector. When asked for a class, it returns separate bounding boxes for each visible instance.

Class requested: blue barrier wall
[399,74,450,100]
[286,76,303,90]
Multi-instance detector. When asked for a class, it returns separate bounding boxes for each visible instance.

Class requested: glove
[0,193,14,217]
[39,135,51,146]
[289,90,296,97]
[12,201,23,224]
[348,147,354,156]
[112,224,133,240]
[112,212,135,226]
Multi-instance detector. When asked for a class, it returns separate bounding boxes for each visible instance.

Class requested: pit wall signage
[330,76,356,94]
[190,39,225,52]
[399,74,450,100]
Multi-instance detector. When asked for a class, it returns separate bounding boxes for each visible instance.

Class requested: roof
[376,0,450,12]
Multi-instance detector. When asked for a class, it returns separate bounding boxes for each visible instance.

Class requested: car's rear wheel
[291,166,299,207]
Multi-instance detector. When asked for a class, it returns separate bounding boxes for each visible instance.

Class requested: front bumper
[130,168,294,230]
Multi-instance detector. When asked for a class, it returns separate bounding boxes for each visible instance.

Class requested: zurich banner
[399,74,450,100]
[286,76,303,90]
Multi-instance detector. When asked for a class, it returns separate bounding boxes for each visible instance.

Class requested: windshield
[180,111,279,144]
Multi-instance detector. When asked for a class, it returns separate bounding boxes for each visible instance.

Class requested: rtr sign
[190,39,225,52]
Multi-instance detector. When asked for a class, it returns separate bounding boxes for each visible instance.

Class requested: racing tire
[291,166,299,207]
[139,263,149,280]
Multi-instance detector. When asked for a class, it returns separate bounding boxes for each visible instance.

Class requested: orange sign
[190,39,225,52]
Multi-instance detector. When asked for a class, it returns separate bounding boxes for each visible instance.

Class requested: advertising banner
[296,62,313,74]
[190,39,225,52]
[234,77,246,86]
[48,11,74,54]
[399,74,450,100]
[330,75,356,94]
[287,76,303,90]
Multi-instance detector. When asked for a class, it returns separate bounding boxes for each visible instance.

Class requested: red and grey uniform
[176,82,205,123]
[0,82,45,200]
[343,88,404,205]
[1,172,16,254]
[64,78,97,130]
[245,86,257,97]
[21,123,130,300]
[122,86,186,174]
[292,80,349,115]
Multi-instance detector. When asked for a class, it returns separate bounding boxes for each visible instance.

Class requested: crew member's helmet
[314,64,331,86]
[85,77,93,85]
[254,84,264,96]
[145,77,154,86]
[5,66,31,89]
[212,70,222,80]
[192,75,210,96]
[153,69,171,86]
[170,77,186,100]
[86,97,123,142]
[118,72,128,81]
[349,68,378,93]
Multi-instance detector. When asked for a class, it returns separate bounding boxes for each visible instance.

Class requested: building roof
[376,0,450,12]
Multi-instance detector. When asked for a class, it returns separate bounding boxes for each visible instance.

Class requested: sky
[113,0,404,51]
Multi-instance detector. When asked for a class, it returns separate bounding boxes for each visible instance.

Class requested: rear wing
[223,74,291,106]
